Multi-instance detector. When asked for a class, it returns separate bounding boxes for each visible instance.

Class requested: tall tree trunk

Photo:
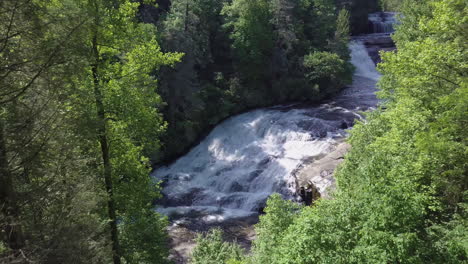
[0,116,24,251]
[91,31,121,264]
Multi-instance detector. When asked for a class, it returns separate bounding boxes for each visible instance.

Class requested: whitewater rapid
[152,41,381,223]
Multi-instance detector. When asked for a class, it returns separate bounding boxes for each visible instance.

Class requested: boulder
[295,142,350,199]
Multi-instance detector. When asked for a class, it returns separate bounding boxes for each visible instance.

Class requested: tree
[301,0,337,49]
[67,1,181,262]
[303,51,351,95]
[1,0,109,262]
[330,8,351,60]
[222,0,274,89]
[379,0,404,11]
[1,0,182,263]
[191,229,245,264]
[158,0,230,160]
[249,194,301,264]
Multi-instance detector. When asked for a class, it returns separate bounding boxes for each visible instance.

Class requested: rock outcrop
[295,141,350,202]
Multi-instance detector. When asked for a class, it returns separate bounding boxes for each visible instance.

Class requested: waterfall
[368,12,398,34]
[152,41,381,223]
[350,41,381,81]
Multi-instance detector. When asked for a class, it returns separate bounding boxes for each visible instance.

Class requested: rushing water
[368,12,398,34]
[152,40,382,223]
[152,12,398,225]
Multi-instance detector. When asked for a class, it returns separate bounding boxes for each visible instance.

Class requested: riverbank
[158,13,397,262]
[159,39,385,263]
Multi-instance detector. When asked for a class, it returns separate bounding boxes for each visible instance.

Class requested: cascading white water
[152,40,381,223]
[154,107,355,221]
[350,42,381,81]
[368,12,398,34]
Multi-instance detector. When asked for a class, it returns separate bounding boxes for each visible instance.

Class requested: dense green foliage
[4,0,465,263]
[249,194,301,264]
[303,51,351,94]
[156,0,353,160]
[196,0,467,263]
[66,1,181,262]
[0,0,180,263]
[1,1,107,262]
[0,0,357,262]
[379,0,404,11]
[190,229,245,264]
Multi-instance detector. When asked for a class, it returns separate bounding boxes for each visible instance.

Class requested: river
[152,12,397,263]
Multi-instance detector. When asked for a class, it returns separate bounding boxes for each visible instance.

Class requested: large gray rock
[295,141,350,200]
[364,35,394,47]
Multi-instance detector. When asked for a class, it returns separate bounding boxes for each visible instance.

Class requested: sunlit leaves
[191,229,245,264]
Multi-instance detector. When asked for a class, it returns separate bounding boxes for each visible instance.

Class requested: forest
[0,0,466,263]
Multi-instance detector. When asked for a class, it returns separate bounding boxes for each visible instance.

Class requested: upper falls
[368,12,398,34]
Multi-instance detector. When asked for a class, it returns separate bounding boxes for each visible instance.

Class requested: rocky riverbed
[157,12,397,264]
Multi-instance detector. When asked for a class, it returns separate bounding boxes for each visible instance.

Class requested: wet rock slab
[295,141,350,199]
